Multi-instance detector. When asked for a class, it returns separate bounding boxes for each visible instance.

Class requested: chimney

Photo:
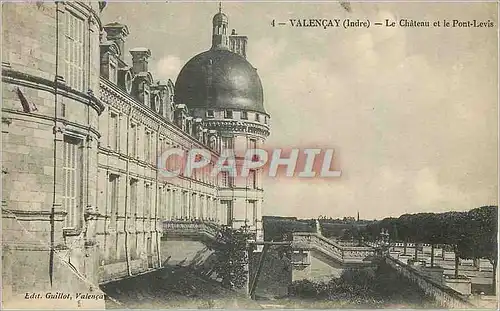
[103,22,129,60]
[129,48,151,74]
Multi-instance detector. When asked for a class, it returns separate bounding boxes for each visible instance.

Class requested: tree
[418,213,442,268]
[437,211,467,278]
[209,226,255,289]
[458,206,498,294]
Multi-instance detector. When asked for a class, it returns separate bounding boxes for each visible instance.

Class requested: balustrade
[162,219,219,239]
[292,232,376,264]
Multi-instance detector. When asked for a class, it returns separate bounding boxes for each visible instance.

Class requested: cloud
[153,55,183,80]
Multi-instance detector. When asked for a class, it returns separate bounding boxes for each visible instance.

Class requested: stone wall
[2,2,105,308]
[385,256,473,308]
[249,248,292,299]
[160,239,214,268]
[292,250,345,282]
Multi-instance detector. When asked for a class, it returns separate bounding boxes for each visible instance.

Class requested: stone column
[166,188,171,220]
[215,199,221,223]
[199,194,205,220]
[190,192,196,219]
[173,189,180,219]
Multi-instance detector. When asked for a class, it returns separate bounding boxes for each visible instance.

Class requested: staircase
[291,232,376,266]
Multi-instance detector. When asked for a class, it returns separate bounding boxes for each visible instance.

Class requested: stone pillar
[204,196,209,220]
[216,199,222,224]
[199,194,204,220]
[174,189,180,219]
[192,192,197,219]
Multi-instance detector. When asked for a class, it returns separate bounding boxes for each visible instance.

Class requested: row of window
[102,230,155,265]
[61,132,258,232]
[110,175,222,223]
[219,170,258,189]
[108,112,263,187]
[206,109,268,124]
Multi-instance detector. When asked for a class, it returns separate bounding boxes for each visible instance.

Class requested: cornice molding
[2,68,105,115]
[203,119,270,137]
[2,208,67,221]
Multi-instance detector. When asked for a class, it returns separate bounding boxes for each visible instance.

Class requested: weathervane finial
[219,2,222,13]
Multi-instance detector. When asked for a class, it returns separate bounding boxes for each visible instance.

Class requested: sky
[102,1,498,220]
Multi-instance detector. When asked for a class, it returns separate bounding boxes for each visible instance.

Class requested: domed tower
[211,4,229,49]
[175,6,270,241]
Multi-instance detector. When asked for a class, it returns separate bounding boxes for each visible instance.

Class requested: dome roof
[213,12,228,24]
[174,49,266,114]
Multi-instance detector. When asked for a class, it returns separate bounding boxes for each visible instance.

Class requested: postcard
[1,1,498,309]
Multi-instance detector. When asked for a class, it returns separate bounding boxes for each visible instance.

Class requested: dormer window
[241,111,248,120]
[255,113,260,122]
[206,109,214,118]
[124,71,133,94]
[224,110,233,119]
[153,94,160,113]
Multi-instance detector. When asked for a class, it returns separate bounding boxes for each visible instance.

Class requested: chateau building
[2,1,270,306]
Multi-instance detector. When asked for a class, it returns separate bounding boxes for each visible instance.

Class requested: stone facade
[2,2,104,308]
[2,2,270,307]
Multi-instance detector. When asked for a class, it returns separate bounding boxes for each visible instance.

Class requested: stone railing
[385,256,473,308]
[162,220,220,240]
[292,232,376,265]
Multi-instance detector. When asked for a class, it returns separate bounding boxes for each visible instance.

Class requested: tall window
[249,169,257,189]
[145,183,151,220]
[241,111,248,120]
[221,136,234,150]
[249,200,258,225]
[130,178,138,217]
[109,174,119,229]
[221,171,228,188]
[220,171,234,188]
[64,10,86,91]
[109,112,118,151]
[145,131,152,163]
[130,123,138,158]
[249,138,257,151]
[158,186,163,219]
[224,110,233,119]
[62,135,83,228]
